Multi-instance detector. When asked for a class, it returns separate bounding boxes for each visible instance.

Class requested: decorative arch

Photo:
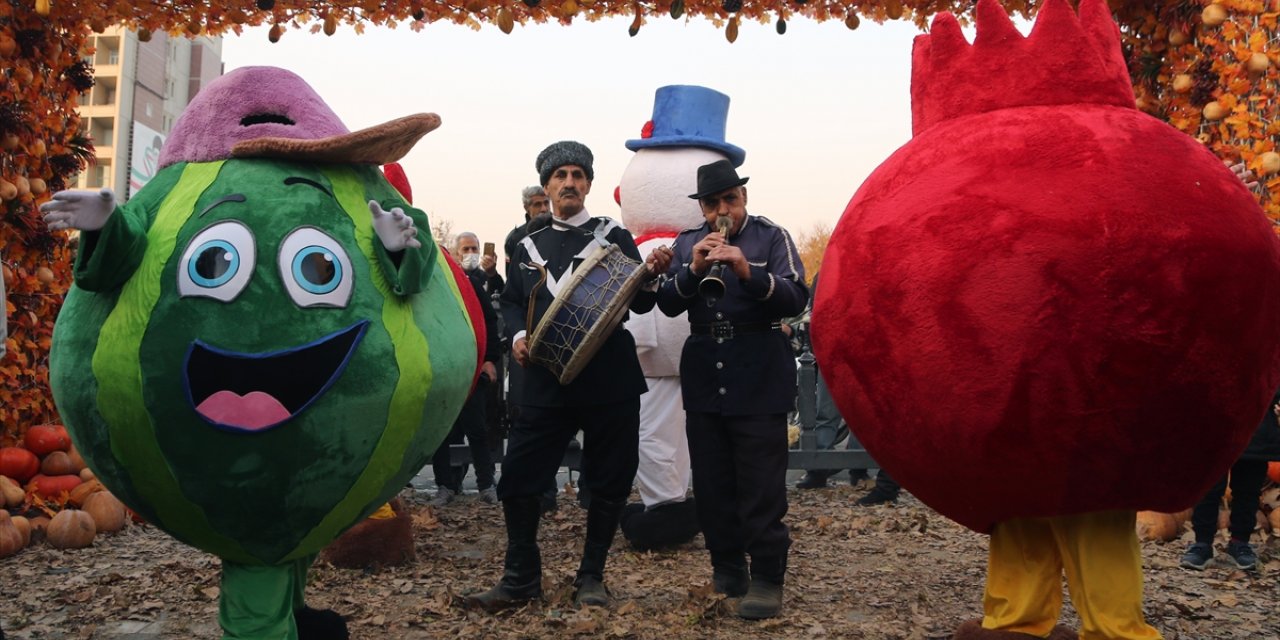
[0,0,1267,441]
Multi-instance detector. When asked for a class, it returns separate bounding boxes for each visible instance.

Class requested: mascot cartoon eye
[178,221,256,302]
[278,227,354,308]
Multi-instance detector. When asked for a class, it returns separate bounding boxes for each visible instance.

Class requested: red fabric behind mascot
[813,0,1280,535]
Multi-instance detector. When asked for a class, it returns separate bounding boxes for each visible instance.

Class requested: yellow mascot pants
[983,510,1163,640]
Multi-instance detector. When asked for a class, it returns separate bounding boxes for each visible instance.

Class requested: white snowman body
[621,146,728,378]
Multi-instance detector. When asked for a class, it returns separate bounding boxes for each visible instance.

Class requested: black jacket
[500,215,653,407]
[465,268,500,368]
[657,214,808,415]
[1242,387,1280,461]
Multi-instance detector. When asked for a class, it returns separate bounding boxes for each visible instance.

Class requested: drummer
[465,140,673,611]
[656,159,808,620]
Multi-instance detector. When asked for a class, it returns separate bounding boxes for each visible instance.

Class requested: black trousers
[496,398,640,502]
[685,411,791,559]
[430,379,495,492]
[1191,458,1268,543]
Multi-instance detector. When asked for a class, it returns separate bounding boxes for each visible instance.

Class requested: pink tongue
[196,390,292,430]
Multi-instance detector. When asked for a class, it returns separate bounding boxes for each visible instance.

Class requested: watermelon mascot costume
[41,67,479,640]
[812,1,1280,638]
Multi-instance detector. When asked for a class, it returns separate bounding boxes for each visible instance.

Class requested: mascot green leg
[219,555,349,640]
[219,558,303,640]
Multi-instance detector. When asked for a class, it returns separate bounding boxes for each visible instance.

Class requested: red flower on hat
[640,120,654,139]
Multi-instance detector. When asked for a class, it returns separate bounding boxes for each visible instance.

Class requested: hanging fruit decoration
[629,5,643,36]
[1,0,1272,451]
[1125,0,1280,226]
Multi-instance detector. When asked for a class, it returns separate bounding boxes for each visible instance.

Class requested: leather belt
[690,320,781,340]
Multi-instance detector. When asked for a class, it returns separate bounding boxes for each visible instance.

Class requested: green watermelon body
[50,159,476,565]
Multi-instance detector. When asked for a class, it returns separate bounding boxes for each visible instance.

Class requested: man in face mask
[426,231,502,507]
[456,231,503,294]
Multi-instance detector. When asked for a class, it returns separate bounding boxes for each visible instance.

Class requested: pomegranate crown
[910,0,1135,135]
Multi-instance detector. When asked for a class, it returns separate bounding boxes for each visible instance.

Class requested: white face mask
[460,253,481,270]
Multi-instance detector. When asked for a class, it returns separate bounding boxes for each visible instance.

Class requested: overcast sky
[222,16,927,261]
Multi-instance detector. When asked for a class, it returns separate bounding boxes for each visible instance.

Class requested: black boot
[574,495,626,607]
[464,496,543,612]
[294,606,349,640]
[739,554,786,620]
[710,550,749,597]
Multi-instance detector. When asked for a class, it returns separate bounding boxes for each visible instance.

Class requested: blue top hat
[625,85,746,167]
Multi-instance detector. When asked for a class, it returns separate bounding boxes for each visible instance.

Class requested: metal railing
[787,328,876,470]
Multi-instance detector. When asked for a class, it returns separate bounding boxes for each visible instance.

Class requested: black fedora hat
[688,159,749,199]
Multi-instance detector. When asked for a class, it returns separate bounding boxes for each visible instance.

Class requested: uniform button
[715,312,724,320]
[718,387,727,395]
[716,362,724,369]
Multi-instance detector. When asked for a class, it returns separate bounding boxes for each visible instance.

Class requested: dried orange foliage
[7,0,1264,444]
[24,1,1038,38]
[795,222,832,285]
[1,2,93,445]
[1123,0,1280,225]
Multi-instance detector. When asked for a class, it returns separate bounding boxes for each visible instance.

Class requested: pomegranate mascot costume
[812,1,1280,639]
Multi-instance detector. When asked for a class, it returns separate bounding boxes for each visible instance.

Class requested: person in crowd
[428,232,502,506]
[657,159,808,620]
[1180,387,1280,571]
[501,184,563,514]
[453,231,504,295]
[464,141,672,611]
[503,185,552,274]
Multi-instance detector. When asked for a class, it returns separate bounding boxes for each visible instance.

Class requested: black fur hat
[536,140,594,186]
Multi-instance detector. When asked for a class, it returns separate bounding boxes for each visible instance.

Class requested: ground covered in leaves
[2,483,1278,639]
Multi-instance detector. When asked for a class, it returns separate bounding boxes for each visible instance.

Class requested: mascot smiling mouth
[184,320,370,433]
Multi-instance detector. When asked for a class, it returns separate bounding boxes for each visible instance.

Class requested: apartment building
[75,28,222,199]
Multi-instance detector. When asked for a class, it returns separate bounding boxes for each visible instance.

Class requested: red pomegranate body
[813,99,1280,532]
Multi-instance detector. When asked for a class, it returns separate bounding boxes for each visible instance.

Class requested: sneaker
[796,471,831,489]
[1225,540,1257,571]
[1180,542,1213,570]
[478,487,498,504]
[430,487,456,508]
[855,486,898,506]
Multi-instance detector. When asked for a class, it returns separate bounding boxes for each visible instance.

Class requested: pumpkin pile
[0,423,130,558]
[1135,479,1280,542]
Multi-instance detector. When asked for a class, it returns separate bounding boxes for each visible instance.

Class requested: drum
[527,243,650,385]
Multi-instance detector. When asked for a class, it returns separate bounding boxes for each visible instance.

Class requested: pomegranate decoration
[813,0,1280,534]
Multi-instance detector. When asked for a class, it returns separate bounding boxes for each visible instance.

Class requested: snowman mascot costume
[617,85,746,550]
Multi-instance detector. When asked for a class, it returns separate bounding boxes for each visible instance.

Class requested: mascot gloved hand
[41,188,115,231]
[42,66,481,640]
[813,1,1280,639]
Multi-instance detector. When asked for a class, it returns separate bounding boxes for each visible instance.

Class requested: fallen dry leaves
[1,483,1278,639]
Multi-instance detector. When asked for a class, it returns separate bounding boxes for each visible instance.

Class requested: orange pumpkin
[0,511,24,558]
[24,425,71,457]
[0,447,40,482]
[66,445,87,473]
[1135,511,1179,542]
[68,479,104,507]
[47,509,96,549]
[40,451,76,476]
[83,491,126,533]
[27,473,82,499]
[0,475,25,507]
[11,515,31,547]
[1170,508,1193,528]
